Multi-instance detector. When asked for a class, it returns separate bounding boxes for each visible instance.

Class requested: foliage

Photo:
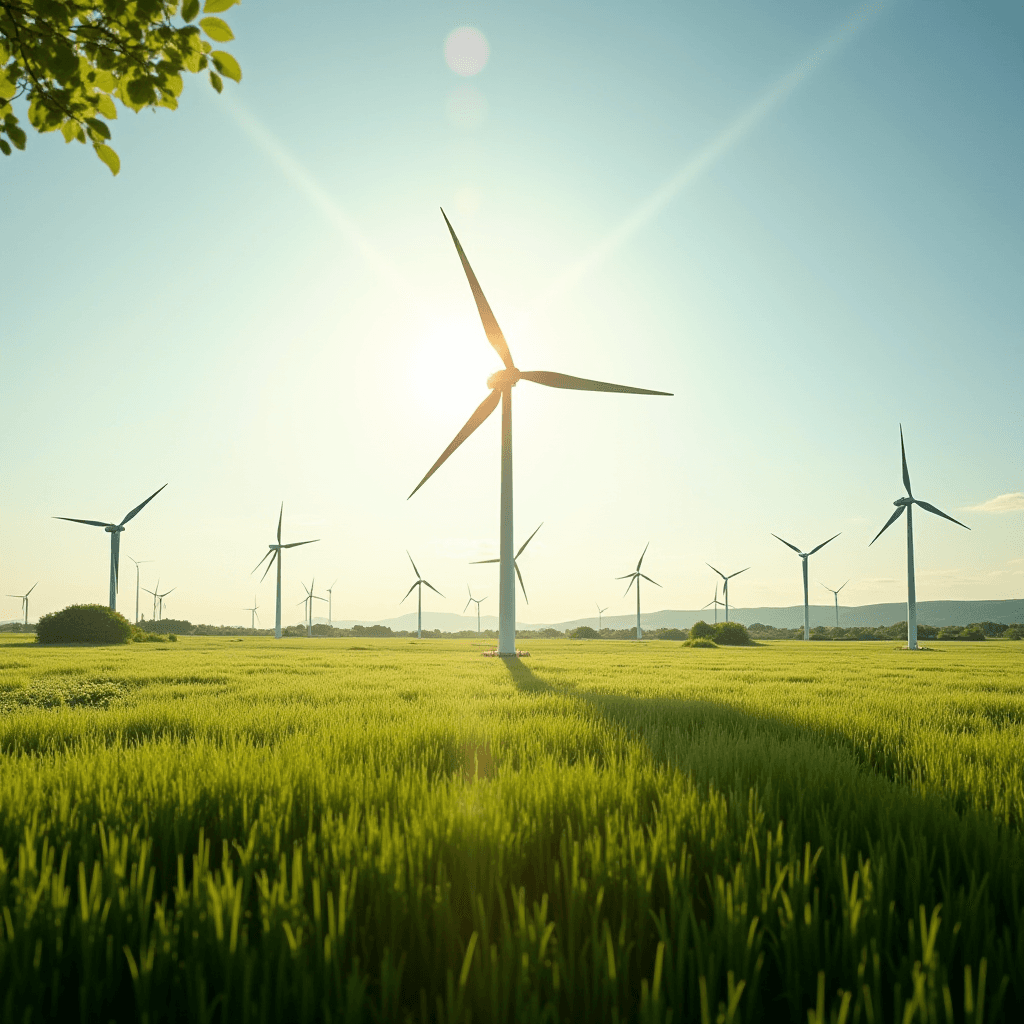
[712,620,752,646]
[135,617,194,635]
[681,636,717,648]
[35,603,133,643]
[568,625,599,639]
[689,619,714,639]
[0,0,242,173]
[748,622,948,642]
[652,627,688,641]
[1005,625,1023,640]
[938,624,987,641]
[130,626,175,642]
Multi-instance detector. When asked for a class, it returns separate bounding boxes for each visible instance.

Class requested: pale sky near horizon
[3,0,1022,627]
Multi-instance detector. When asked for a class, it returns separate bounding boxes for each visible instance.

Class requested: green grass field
[0,635,1021,1023]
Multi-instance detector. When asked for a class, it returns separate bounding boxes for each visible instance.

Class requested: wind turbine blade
[516,523,543,558]
[808,533,841,556]
[407,551,421,579]
[622,575,637,598]
[143,587,157,597]
[727,568,750,580]
[26,583,37,596]
[409,388,502,499]
[636,541,650,571]
[771,534,802,555]
[54,517,111,528]
[706,563,726,580]
[464,597,472,612]
[819,582,835,594]
[259,549,280,583]
[838,580,849,593]
[869,505,906,546]
[277,503,283,544]
[330,579,338,589]
[314,596,327,603]
[639,573,661,587]
[422,580,445,598]
[163,588,176,597]
[514,562,528,603]
[254,610,259,623]
[900,425,913,496]
[253,549,275,574]
[701,600,714,609]
[400,581,419,603]
[119,483,168,526]
[470,558,500,565]
[519,370,671,396]
[282,540,319,549]
[916,500,970,530]
[441,209,515,370]
[615,573,636,580]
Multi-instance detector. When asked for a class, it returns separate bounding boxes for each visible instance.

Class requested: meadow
[0,635,1021,1024]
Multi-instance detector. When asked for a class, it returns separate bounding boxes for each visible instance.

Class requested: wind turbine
[143,580,175,620]
[401,552,443,639]
[464,585,487,633]
[6,583,37,626]
[409,212,671,656]
[326,578,338,627]
[55,484,167,610]
[771,532,841,640]
[870,426,969,650]
[617,543,661,640]
[595,603,608,630]
[244,596,260,630]
[126,556,152,624]
[820,581,849,628]
[701,584,725,624]
[706,564,748,623]
[471,523,543,604]
[252,504,319,639]
[299,579,327,636]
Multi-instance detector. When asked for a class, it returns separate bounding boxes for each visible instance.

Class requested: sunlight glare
[409,318,499,421]
[444,27,490,77]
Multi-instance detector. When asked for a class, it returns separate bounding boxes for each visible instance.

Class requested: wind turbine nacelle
[894,497,913,507]
[487,368,521,390]
[105,524,125,533]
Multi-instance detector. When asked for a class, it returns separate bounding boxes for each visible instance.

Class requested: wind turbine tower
[409,211,671,656]
[143,580,175,621]
[870,426,969,650]
[701,585,725,624]
[55,484,167,611]
[127,555,152,624]
[617,543,661,640]
[771,532,841,640]
[7,583,37,626]
[252,504,319,639]
[326,579,338,627]
[820,581,849,628]
[401,553,443,638]
[299,579,327,636]
[595,603,608,630]
[706,564,748,623]
[244,596,260,630]
[464,586,487,632]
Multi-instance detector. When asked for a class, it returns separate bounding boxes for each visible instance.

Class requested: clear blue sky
[3,0,1022,627]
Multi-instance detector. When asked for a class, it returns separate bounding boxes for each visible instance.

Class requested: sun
[409,317,501,421]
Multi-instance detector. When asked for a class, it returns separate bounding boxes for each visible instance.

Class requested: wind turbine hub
[894,497,912,507]
[487,367,521,390]
[105,525,124,533]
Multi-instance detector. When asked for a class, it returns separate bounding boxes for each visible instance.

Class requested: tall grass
[0,636,1021,1022]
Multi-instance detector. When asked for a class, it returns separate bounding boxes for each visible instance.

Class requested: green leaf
[96,94,117,119]
[182,0,200,21]
[94,143,120,176]
[200,17,234,42]
[85,117,111,140]
[209,70,223,93]
[210,51,241,82]
[203,0,240,12]
[0,139,11,156]
[6,123,25,149]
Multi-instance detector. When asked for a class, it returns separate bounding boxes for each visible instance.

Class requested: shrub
[36,605,133,645]
[569,626,599,639]
[130,627,175,643]
[1005,625,1023,640]
[959,625,986,641]
[689,620,714,640]
[713,621,752,646]
[682,637,717,648]
[654,628,688,641]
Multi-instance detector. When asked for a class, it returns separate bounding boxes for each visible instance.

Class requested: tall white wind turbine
[409,212,671,656]
[326,579,338,627]
[870,426,969,650]
[471,523,543,605]
[401,552,443,639]
[244,596,260,630]
[820,580,849,628]
[771,532,841,640]
[127,555,152,624]
[252,504,319,639]
[701,584,725,624]
[143,580,175,620]
[6,583,37,626]
[299,579,327,636]
[617,543,661,640]
[595,603,608,630]
[706,564,748,623]
[464,586,487,633]
[55,484,167,610]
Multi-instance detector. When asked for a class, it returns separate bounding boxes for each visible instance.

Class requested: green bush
[130,627,175,643]
[36,605,133,645]
[1004,625,1023,640]
[689,620,714,639]
[959,625,986,641]
[654,628,688,641]
[713,621,752,646]
[569,626,599,639]
[682,637,717,648]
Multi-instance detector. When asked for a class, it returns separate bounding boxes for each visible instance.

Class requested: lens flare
[444,27,490,77]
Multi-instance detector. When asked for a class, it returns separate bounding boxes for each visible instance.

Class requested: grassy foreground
[0,636,1021,1023]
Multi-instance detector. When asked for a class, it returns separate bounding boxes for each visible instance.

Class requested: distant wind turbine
[772,532,841,640]
[244,595,260,630]
[299,579,327,636]
[820,580,849,628]
[326,578,338,627]
[617,543,661,640]
[701,584,725,624]
[408,211,671,656]
[471,523,543,604]
[870,426,969,650]
[464,585,487,633]
[127,555,152,624]
[7,583,37,626]
[252,504,319,639]
[706,564,748,623]
[143,579,175,620]
[55,484,167,610]
[595,603,608,630]
[401,552,443,639]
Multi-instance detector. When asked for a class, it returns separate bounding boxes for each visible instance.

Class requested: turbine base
[482,649,531,658]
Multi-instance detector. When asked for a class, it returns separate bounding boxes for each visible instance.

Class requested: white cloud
[964,492,1024,513]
